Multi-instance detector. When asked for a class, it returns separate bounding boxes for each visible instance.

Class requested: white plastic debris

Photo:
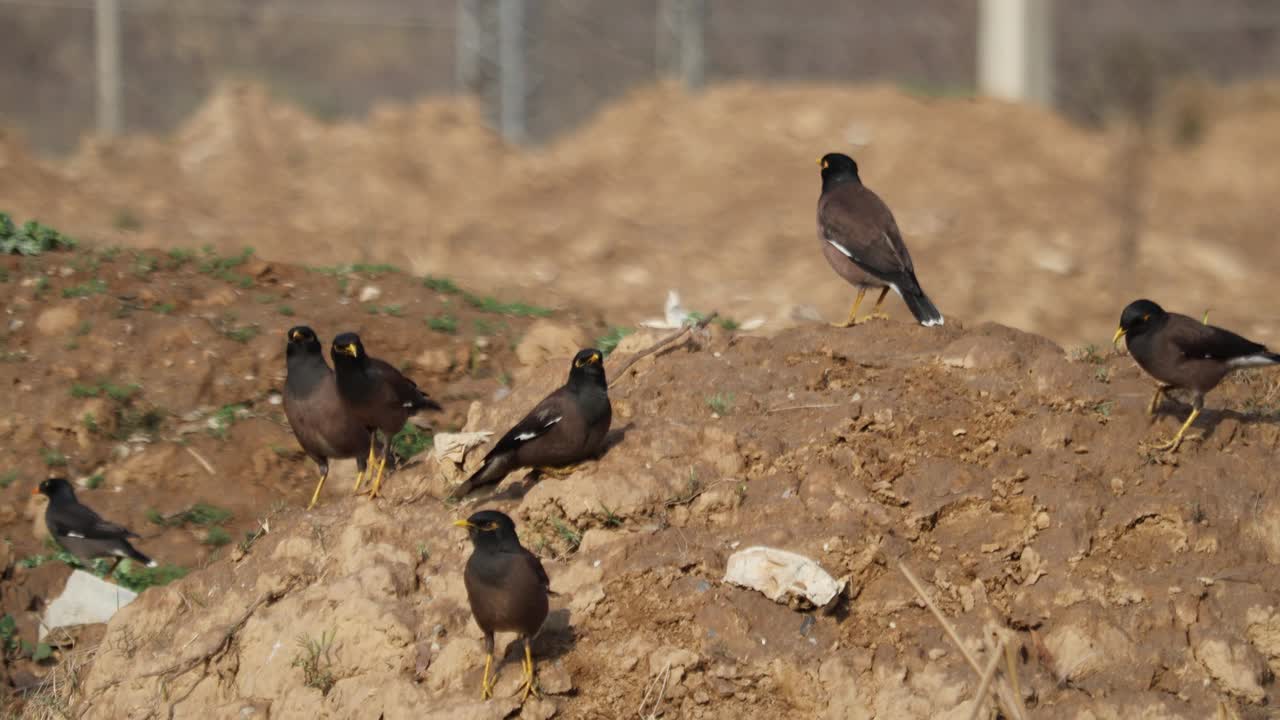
[722,546,845,608]
[433,431,494,465]
[39,570,138,640]
[640,290,692,330]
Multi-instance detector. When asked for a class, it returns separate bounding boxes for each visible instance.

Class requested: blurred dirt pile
[2,80,1280,346]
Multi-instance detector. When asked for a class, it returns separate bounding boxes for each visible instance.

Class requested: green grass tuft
[426,313,458,334]
[597,326,634,355]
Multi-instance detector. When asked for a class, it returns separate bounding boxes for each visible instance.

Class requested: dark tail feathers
[449,452,514,499]
[122,540,157,568]
[900,286,944,327]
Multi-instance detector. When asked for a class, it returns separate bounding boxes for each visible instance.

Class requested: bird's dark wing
[522,547,551,590]
[48,501,136,540]
[1167,314,1268,360]
[819,186,917,281]
[486,390,570,459]
[368,358,441,412]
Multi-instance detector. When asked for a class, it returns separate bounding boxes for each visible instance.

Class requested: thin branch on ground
[183,446,216,477]
[896,560,1026,720]
[637,661,672,720]
[965,638,1005,720]
[608,312,719,388]
[766,402,841,414]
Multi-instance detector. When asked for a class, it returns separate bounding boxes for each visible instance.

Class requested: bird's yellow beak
[290,330,303,341]
[590,352,602,365]
[816,157,829,169]
[453,519,473,529]
[337,343,358,357]
[30,487,39,496]
[1112,327,1126,348]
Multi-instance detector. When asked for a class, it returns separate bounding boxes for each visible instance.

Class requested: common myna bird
[455,510,549,701]
[450,348,611,499]
[284,326,384,509]
[35,478,155,570]
[817,152,943,327]
[1114,299,1280,451]
[330,332,441,498]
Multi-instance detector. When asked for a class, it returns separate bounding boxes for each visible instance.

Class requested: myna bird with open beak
[455,510,549,701]
[817,152,944,327]
[1114,299,1280,452]
[284,326,382,509]
[450,348,611,499]
[35,478,155,570]
[330,332,441,498]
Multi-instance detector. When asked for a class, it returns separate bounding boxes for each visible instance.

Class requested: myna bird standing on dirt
[455,510,549,701]
[816,152,944,327]
[35,478,155,570]
[284,326,381,509]
[450,348,611,499]
[1114,299,1280,452]
[330,331,441,498]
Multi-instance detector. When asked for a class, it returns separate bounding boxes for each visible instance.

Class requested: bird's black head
[34,477,75,501]
[330,332,366,365]
[818,152,860,190]
[568,348,606,387]
[1114,299,1167,346]
[286,326,322,357]
[454,509,521,551]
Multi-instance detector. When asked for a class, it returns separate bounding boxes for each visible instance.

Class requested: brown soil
[2,83,1280,718]
[2,244,1279,718]
[2,81,1280,348]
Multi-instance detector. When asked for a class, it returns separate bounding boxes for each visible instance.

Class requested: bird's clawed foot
[1147,407,1201,453]
[519,642,539,702]
[537,464,579,480]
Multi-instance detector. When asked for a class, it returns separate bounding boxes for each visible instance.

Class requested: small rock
[519,698,557,720]
[35,305,80,336]
[358,285,382,303]
[649,646,700,677]
[539,661,573,695]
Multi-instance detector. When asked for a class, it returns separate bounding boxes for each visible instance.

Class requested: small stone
[35,305,80,336]
[358,285,382,303]
[1035,512,1051,530]
[539,661,573,695]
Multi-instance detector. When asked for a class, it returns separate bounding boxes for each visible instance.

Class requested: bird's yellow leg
[306,467,330,511]
[480,652,494,700]
[368,443,390,498]
[866,287,892,321]
[1155,407,1200,452]
[831,288,866,328]
[538,464,580,479]
[352,437,377,493]
[1147,386,1166,416]
[519,639,539,702]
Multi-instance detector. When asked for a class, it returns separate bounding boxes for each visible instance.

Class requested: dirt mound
[3,81,1280,347]
[45,303,1280,717]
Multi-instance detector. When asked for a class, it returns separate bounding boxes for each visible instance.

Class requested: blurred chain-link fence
[3,0,1280,153]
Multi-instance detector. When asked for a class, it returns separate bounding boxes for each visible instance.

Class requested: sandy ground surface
[1,82,1279,718]
[1,245,1279,718]
[1,81,1279,348]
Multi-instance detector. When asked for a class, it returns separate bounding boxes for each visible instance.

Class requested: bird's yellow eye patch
[1142,314,1150,322]
[480,522,499,531]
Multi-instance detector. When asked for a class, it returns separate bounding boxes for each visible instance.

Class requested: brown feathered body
[817,153,943,326]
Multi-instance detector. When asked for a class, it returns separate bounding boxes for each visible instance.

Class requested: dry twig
[608,312,719,388]
[965,639,1005,720]
[896,561,1026,720]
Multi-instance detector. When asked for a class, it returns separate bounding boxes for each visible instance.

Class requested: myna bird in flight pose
[35,478,155,571]
[1114,299,1280,452]
[283,326,383,509]
[450,348,611,500]
[330,332,441,498]
[816,152,944,327]
[455,510,550,702]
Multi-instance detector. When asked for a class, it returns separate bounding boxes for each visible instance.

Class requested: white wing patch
[826,240,854,259]
[67,531,85,538]
[1227,353,1279,368]
[515,416,561,441]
